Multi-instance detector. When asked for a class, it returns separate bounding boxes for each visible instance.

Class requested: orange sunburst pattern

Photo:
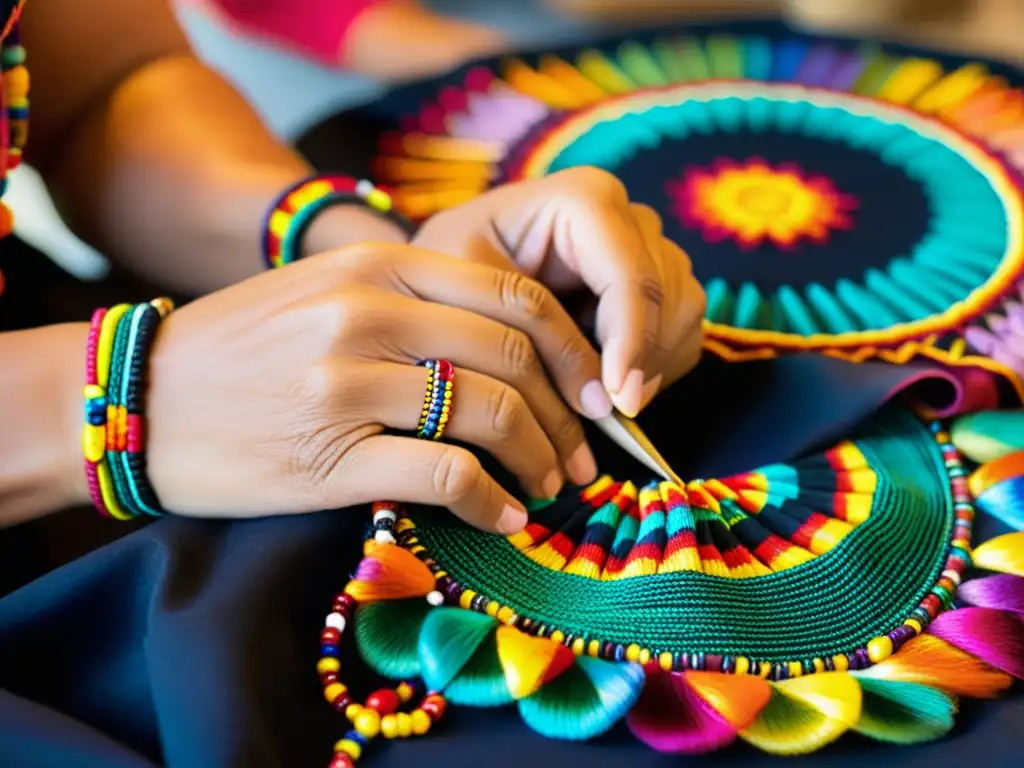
[668,158,859,249]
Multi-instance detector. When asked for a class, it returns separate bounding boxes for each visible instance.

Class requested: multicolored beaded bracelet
[83,298,174,519]
[261,175,415,270]
[416,360,455,441]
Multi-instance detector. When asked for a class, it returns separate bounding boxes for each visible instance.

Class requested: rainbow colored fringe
[320,409,1024,761]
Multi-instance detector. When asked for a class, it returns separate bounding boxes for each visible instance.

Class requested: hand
[342,1,506,81]
[413,168,707,417]
[145,243,608,532]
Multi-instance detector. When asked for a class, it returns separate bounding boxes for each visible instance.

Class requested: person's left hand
[413,167,707,418]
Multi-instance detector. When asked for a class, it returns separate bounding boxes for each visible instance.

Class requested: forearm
[0,325,90,527]
[36,54,406,296]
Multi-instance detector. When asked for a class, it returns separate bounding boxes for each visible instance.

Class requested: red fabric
[202,0,388,64]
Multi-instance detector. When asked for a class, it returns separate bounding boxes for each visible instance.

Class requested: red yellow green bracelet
[262,175,415,269]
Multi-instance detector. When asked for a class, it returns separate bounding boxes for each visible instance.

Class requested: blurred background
[12,0,1024,279]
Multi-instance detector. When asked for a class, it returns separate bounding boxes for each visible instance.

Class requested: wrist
[303,203,409,258]
[0,324,90,526]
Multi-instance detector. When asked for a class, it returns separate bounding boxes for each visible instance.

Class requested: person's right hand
[144,243,608,534]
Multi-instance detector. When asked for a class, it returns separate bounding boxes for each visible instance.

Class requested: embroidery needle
[593,411,683,486]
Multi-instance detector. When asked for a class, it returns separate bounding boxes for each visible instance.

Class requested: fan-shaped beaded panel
[368,31,1024,396]
[400,408,961,671]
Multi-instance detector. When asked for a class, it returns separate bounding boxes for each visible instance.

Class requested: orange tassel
[686,670,772,729]
[856,633,1012,698]
[344,545,436,603]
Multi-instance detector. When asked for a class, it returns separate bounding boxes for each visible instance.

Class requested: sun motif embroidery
[668,158,859,249]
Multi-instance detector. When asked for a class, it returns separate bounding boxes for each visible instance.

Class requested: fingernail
[579,379,614,419]
[639,374,663,412]
[566,443,598,485]
[610,368,644,418]
[541,469,563,499]
[496,502,528,535]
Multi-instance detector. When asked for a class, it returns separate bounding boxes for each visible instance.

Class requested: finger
[550,177,665,416]
[373,246,613,422]
[337,435,528,534]
[349,294,596,485]
[356,362,563,499]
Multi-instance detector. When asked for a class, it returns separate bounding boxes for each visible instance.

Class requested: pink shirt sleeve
[203,0,388,65]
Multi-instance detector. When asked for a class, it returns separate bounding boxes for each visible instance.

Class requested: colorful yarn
[415,360,455,441]
[0,2,29,297]
[952,407,1024,464]
[261,175,413,270]
[82,299,174,520]
[362,27,1024,397]
[968,450,1024,528]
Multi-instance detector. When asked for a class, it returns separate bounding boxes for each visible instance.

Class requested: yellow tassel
[344,545,435,603]
[495,626,574,700]
[740,672,861,755]
[856,633,1012,698]
[972,533,1024,577]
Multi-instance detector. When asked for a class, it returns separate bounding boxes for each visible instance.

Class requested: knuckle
[551,407,584,448]
[501,327,540,377]
[488,385,526,440]
[496,271,553,323]
[637,276,666,310]
[433,448,481,504]
[319,293,372,347]
[561,167,628,204]
[556,332,589,371]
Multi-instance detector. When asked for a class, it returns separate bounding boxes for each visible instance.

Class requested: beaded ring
[261,175,415,270]
[83,298,174,520]
[416,360,455,441]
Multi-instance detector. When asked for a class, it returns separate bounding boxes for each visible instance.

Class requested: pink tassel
[957,575,1024,613]
[928,607,1024,679]
[627,670,737,753]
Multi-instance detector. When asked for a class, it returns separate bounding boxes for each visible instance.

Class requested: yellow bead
[395,518,415,532]
[83,384,105,399]
[734,656,750,675]
[587,639,601,658]
[335,739,362,760]
[832,654,850,672]
[485,601,500,617]
[903,618,923,633]
[396,712,413,738]
[82,424,106,463]
[396,682,414,702]
[550,630,565,644]
[625,644,641,662]
[638,648,651,665]
[787,661,803,678]
[366,189,393,212]
[813,658,826,673]
[459,590,476,609]
[867,636,894,663]
[381,714,399,739]
[497,606,516,625]
[658,652,673,671]
[3,66,29,100]
[758,662,772,678]
[571,637,586,656]
[411,709,432,735]
[323,683,347,703]
[317,658,341,675]
[355,708,381,739]
[345,703,363,721]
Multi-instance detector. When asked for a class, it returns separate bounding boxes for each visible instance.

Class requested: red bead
[365,688,400,715]
[436,359,454,380]
[332,694,353,714]
[330,755,355,768]
[421,694,446,720]
[334,593,357,614]
[320,672,339,686]
[921,594,941,616]
[321,628,341,645]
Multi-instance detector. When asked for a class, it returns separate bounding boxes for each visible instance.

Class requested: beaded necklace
[0,0,29,297]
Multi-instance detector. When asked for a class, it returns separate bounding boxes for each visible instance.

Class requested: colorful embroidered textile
[343,22,1024,399]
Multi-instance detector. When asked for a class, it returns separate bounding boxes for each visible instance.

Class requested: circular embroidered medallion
[354,36,1024,395]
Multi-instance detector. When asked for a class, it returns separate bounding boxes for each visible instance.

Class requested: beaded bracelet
[83,298,174,519]
[262,175,415,270]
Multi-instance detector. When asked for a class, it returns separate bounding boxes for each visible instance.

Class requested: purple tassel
[627,671,737,753]
[958,575,1024,613]
[928,607,1024,679]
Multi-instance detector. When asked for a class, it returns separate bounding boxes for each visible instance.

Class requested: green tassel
[354,599,430,679]
[445,638,515,706]
[517,657,644,741]
[853,677,955,744]
[418,607,501,696]
[952,410,1024,464]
